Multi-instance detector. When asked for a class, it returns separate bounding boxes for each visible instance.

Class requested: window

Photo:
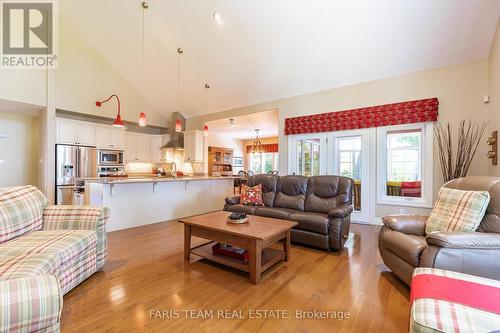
[249,152,278,174]
[338,136,362,180]
[377,123,433,208]
[298,139,321,176]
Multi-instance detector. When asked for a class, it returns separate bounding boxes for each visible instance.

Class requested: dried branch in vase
[434,120,487,183]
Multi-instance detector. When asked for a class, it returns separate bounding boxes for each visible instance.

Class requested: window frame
[376,122,434,208]
[287,133,328,176]
[248,152,279,174]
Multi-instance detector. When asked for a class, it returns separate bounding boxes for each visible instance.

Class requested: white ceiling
[207,109,278,140]
[61,0,500,119]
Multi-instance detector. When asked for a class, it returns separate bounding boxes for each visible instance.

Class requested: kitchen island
[86,176,237,232]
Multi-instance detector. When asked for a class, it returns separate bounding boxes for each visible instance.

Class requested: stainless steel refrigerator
[56,145,97,205]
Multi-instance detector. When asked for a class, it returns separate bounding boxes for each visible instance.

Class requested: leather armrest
[426,232,500,249]
[225,195,240,205]
[382,215,427,236]
[328,204,354,218]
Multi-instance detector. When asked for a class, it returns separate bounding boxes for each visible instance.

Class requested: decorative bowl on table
[227,212,249,224]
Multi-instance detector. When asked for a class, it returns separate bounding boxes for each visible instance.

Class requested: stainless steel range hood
[161,112,185,150]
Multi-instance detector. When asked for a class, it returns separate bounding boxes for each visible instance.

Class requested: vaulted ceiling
[60,0,500,119]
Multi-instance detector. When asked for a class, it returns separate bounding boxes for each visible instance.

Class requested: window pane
[298,139,320,176]
[386,130,422,198]
[337,136,362,211]
[263,153,273,174]
[250,154,261,174]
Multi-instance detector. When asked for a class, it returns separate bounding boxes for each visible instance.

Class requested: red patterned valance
[284,98,439,135]
[246,143,279,153]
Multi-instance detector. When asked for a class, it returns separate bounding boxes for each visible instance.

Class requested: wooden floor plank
[61,221,410,332]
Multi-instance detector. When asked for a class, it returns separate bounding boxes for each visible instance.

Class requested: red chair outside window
[400,181,421,197]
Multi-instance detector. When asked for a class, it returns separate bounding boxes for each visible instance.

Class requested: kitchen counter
[86,175,236,232]
[84,175,240,184]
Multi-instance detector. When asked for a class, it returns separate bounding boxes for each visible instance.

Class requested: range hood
[161,112,185,150]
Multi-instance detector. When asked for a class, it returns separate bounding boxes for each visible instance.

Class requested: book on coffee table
[212,243,249,261]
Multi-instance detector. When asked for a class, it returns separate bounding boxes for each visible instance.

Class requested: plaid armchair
[0,186,109,332]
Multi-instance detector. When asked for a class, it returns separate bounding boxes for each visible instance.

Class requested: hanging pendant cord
[142,3,145,113]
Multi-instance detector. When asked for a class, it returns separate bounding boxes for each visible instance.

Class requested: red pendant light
[175,118,182,133]
[203,124,209,137]
[96,94,125,128]
[138,112,147,127]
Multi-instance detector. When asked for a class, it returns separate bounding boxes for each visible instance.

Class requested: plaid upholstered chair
[0,185,109,332]
[379,177,500,286]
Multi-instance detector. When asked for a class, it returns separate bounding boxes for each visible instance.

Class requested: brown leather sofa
[224,174,354,251]
[379,176,500,285]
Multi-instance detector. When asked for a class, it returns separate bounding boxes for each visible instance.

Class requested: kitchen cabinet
[56,121,95,146]
[96,127,125,150]
[183,130,204,162]
[125,132,151,162]
[150,135,169,163]
[208,146,234,176]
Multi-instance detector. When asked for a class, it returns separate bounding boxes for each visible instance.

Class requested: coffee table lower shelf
[190,242,284,273]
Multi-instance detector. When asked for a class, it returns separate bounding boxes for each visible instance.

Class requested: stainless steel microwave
[98,149,124,166]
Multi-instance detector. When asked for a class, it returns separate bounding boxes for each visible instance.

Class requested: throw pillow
[240,184,264,206]
[426,187,490,234]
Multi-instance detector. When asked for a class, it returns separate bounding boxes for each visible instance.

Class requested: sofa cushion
[240,184,264,206]
[247,174,279,207]
[226,204,258,215]
[289,212,329,235]
[305,176,353,214]
[0,186,48,244]
[426,188,490,234]
[380,230,427,267]
[0,230,98,293]
[255,207,297,220]
[273,176,308,211]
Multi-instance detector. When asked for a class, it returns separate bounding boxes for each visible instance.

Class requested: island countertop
[84,175,240,185]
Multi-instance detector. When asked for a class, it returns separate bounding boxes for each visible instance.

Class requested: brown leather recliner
[224,174,354,251]
[379,176,500,285]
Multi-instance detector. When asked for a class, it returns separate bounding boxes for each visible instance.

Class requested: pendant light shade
[138,112,147,127]
[175,118,182,133]
[250,129,264,154]
[138,1,148,127]
[96,94,125,128]
[203,124,209,137]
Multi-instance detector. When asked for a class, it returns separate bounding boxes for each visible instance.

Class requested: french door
[288,129,374,224]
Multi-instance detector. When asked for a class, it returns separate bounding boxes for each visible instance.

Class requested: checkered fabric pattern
[43,206,109,269]
[410,268,500,333]
[0,275,62,333]
[0,230,98,294]
[426,188,490,233]
[0,186,48,244]
[0,186,109,333]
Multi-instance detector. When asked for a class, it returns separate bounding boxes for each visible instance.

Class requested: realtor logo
[1,0,58,68]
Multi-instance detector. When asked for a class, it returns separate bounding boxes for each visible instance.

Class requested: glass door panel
[288,134,327,176]
[328,129,373,224]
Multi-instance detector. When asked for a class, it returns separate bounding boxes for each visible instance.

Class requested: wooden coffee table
[179,211,298,284]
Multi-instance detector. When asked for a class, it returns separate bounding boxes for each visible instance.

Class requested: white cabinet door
[95,127,110,148]
[184,130,204,162]
[76,125,95,146]
[110,129,126,150]
[150,135,167,163]
[125,133,138,162]
[137,135,151,162]
[56,121,78,144]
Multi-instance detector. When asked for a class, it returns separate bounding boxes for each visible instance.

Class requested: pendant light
[203,83,210,137]
[96,95,125,128]
[138,1,148,127]
[250,129,264,154]
[175,48,183,133]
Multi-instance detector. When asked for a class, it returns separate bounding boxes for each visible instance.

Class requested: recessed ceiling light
[213,11,222,22]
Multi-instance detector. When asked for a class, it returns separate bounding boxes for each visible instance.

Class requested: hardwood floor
[61,221,410,332]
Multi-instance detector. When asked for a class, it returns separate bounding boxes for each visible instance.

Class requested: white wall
[0,112,40,187]
[489,19,500,177]
[188,59,491,219]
